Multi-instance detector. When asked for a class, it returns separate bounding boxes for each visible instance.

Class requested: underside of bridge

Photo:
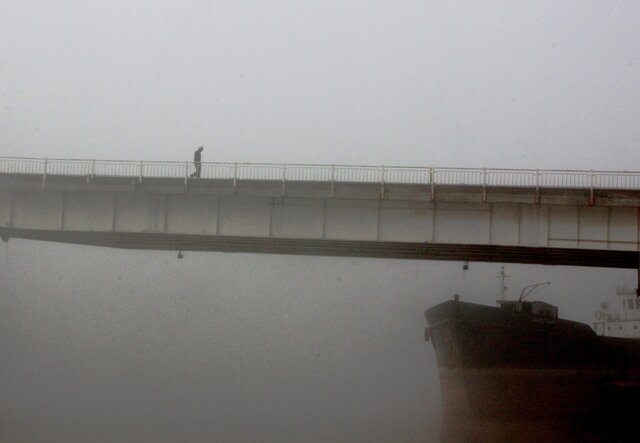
[1,227,637,271]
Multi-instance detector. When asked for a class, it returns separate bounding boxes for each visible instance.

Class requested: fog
[2,1,639,169]
[1,0,640,441]
[0,240,633,441]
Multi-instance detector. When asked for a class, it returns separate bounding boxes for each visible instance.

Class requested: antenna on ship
[497,266,511,300]
[518,281,551,302]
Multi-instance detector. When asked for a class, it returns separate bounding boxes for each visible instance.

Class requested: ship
[425,291,640,442]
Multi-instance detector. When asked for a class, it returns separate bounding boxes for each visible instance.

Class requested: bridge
[1,157,640,274]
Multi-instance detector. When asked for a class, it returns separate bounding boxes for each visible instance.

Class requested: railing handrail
[1,156,640,173]
[2,156,640,189]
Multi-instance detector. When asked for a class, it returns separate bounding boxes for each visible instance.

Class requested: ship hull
[426,300,640,442]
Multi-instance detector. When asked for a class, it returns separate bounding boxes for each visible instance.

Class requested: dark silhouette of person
[190,146,204,178]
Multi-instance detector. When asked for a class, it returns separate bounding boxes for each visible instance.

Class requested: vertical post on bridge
[482,167,487,203]
[233,162,238,194]
[42,158,47,189]
[380,166,385,200]
[589,170,595,206]
[282,163,286,197]
[429,167,435,201]
[331,164,335,198]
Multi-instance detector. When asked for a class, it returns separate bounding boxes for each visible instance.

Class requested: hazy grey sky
[2,0,639,169]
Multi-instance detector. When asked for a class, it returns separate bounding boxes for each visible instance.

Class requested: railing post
[589,170,595,206]
[482,167,487,203]
[380,166,385,199]
[139,160,144,182]
[331,164,335,198]
[429,167,435,201]
[184,161,189,185]
[282,163,286,197]
[535,169,540,204]
[42,158,47,189]
[87,159,95,183]
[233,162,238,193]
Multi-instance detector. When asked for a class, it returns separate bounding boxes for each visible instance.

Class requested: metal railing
[1,157,640,191]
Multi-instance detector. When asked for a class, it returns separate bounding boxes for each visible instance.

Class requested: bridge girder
[1,227,637,270]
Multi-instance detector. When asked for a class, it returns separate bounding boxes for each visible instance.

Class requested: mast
[498,266,511,300]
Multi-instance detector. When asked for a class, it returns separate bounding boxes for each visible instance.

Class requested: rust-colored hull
[425,300,640,442]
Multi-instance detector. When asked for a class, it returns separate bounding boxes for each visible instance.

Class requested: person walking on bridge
[190,146,204,178]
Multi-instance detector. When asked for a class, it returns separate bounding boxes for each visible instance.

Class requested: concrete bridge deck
[2,157,640,271]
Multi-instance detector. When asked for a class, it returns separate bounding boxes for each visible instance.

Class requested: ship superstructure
[594,286,640,338]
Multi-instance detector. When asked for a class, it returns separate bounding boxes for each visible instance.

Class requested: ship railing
[2,157,640,191]
[605,310,640,321]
